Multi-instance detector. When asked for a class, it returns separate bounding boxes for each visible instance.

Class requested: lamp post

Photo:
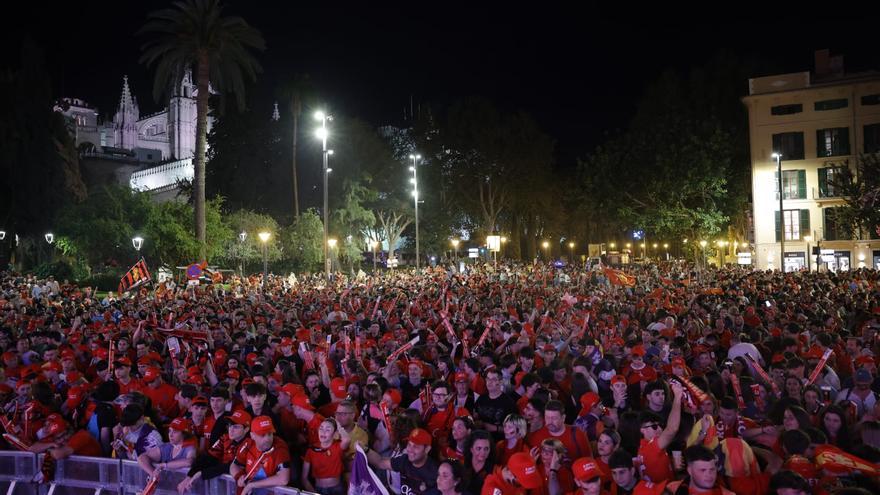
[500,236,507,258]
[717,240,728,266]
[372,240,380,272]
[238,232,247,275]
[132,236,143,253]
[804,235,812,272]
[328,238,338,274]
[45,233,54,244]
[315,111,333,281]
[451,239,460,262]
[773,152,784,272]
[699,240,708,270]
[258,231,271,287]
[568,241,575,263]
[409,154,421,269]
[542,240,550,260]
[663,243,669,261]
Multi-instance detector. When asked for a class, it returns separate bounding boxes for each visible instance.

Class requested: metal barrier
[0,453,319,495]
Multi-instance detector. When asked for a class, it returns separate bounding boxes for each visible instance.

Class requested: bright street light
[315,110,333,280]
[45,233,54,244]
[609,242,616,249]
[699,240,707,247]
[258,231,271,287]
[410,153,422,269]
[328,238,337,248]
[132,236,144,252]
[0,231,5,241]
[239,231,247,242]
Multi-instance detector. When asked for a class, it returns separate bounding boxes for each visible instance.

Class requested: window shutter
[818,168,828,197]
[774,171,780,201]
[840,127,850,155]
[775,211,781,242]
[816,130,826,157]
[797,170,807,199]
[800,209,810,237]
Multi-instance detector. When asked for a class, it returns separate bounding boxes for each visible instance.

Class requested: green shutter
[797,170,807,199]
[774,171,780,200]
[817,130,826,157]
[775,211,781,242]
[800,209,810,237]
[818,168,828,197]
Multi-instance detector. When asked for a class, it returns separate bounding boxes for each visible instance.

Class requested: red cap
[241,377,256,387]
[65,370,83,383]
[115,357,132,367]
[579,392,602,416]
[292,394,315,411]
[169,417,192,432]
[142,367,160,382]
[229,410,252,426]
[60,350,76,361]
[66,385,87,409]
[385,388,402,406]
[331,377,347,398]
[43,416,69,438]
[671,357,686,368]
[508,452,542,489]
[802,346,823,360]
[226,369,241,380]
[191,396,209,407]
[407,428,432,446]
[138,356,153,366]
[631,345,646,357]
[454,372,469,383]
[633,480,669,495]
[251,415,275,435]
[42,361,62,373]
[94,348,109,360]
[280,337,293,346]
[855,355,875,367]
[572,457,606,482]
[280,383,305,397]
[543,344,556,352]
[611,374,626,386]
[246,353,258,367]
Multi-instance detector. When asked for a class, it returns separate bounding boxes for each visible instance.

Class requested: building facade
[55,71,210,197]
[743,52,880,272]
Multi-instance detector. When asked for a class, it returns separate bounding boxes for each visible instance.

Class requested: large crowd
[2,260,880,495]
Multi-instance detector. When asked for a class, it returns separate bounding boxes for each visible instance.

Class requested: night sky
[4,4,879,166]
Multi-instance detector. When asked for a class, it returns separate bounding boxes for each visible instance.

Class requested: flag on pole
[603,268,636,287]
[119,258,152,294]
[349,443,390,495]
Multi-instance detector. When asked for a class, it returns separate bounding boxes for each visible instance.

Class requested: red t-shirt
[67,430,102,457]
[234,436,292,478]
[482,466,526,495]
[535,464,574,495]
[303,441,343,478]
[638,437,672,483]
[305,414,326,447]
[142,383,179,420]
[527,426,593,459]
[496,438,528,465]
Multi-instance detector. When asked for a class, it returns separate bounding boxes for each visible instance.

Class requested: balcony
[129,158,193,192]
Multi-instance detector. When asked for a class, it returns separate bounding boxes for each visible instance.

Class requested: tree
[376,210,412,261]
[828,154,880,239]
[222,209,281,272]
[276,74,315,220]
[280,209,324,273]
[139,0,265,259]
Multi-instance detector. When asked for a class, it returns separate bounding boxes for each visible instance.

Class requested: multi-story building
[743,50,880,272]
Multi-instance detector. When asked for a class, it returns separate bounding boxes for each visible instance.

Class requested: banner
[349,443,390,495]
[603,268,636,287]
[118,258,152,295]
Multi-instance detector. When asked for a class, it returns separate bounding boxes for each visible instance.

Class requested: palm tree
[277,74,314,221]
[139,0,264,259]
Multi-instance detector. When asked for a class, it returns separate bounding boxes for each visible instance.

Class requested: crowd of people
[2,260,880,495]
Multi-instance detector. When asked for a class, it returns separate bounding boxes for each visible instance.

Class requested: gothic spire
[120,75,133,110]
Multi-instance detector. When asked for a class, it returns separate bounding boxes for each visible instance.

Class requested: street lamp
[315,110,333,280]
[773,152,784,272]
[699,240,708,270]
[238,231,247,276]
[132,236,143,252]
[663,243,669,260]
[542,240,550,260]
[45,233,54,244]
[609,242,616,250]
[804,235,812,272]
[625,242,631,250]
[258,231,271,287]
[0,231,5,241]
[328,238,338,273]
[372,240,380,272]
[487,234,501,270]
[409,153,422,269]
[717,240,728,266]
[451,239,460,261]
[568,241,575,262]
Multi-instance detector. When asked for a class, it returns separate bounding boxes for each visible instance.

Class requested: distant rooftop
[747,49,880,96]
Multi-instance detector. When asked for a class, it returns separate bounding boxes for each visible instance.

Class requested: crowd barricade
[0,452,317,495]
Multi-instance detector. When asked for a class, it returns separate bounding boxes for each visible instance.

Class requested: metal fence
[0,453,317,495]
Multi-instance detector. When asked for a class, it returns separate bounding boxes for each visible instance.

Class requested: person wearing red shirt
[178,410,252,494]
[497,414,529,465]
[481,451,542,495]
[622,346,657,387]
[141,366,179,423]
[527,400,593,460]
[230,416,292,495]
[534,438,575,495]
[291,393,325,447]
[664,445,735,495]
[636,382,683,483]
[424,381,469,453]
[28,415,102,459]
[112,358,143,395]
[301,417,351,495]
[568,457,609,495]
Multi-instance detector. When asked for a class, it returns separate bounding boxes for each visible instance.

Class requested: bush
[78,271,127,292]
[32,261,77,281]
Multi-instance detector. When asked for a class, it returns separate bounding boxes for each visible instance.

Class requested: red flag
[118,258,152,294]
[603,268,636,287]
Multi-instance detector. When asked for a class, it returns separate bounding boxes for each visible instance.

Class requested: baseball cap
[169,417,192,432]
[385,388,402,405]
[611,374,626,386]
[454,372,469,383]
[280,337,294,346]
[42,361,62,373]
[633,480,669,495]
[631,345,646,357]
[115,357,132,367]
[279,383,304,397]
[66,385,87,409]
[407,428,432,446]
[855,355,875,367]
[572,457,605,482]
[330,377,347,399]
[142,367,160,382]
[292,394,315,411]
[579,392,602,417]
[228,410,252,426]
[508,452,542,489]
[671,357,686,368]
[856,368,873,383]
[191,396,209,407]
[251,415,275,435]
[60,350,76,361]
[226,369,241,380]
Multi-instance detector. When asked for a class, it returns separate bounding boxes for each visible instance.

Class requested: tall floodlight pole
[409,154,421,269]
[316,111,333,281]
